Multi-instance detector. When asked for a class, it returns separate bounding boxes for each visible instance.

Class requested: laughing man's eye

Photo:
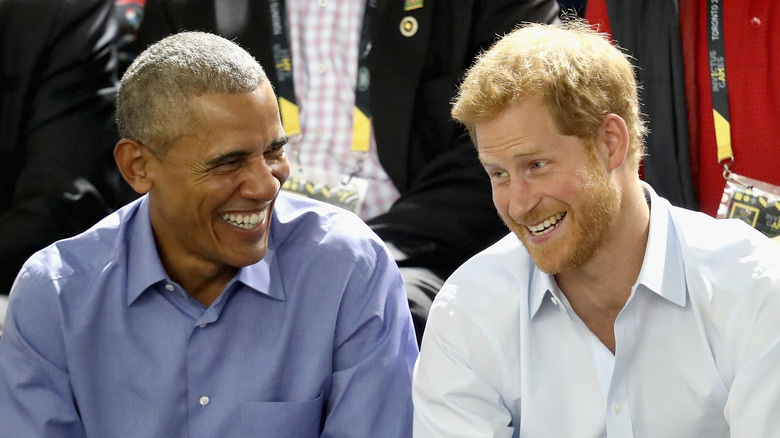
[265,138,288,159]
[531,160,548,169]
[266,143,285,157]
[214,158,245,170]
[489,169,508,180]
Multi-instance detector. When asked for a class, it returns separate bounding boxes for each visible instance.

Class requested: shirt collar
[527,182,687,318]
[528,260,558,319]
[126,196,168,305]
[634,182,687,307]
[126,196,287,305]
[232,241,286,302]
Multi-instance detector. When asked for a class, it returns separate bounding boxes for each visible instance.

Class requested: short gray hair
[116,31,268,153]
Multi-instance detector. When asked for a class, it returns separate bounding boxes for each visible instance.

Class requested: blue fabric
[0,192,418,437]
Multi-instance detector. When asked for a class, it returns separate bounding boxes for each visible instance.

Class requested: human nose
[241,157,289,200]
[505,176,541,222]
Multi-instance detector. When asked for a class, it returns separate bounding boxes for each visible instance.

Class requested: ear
[114,138,153,194]
[596,113,630,172]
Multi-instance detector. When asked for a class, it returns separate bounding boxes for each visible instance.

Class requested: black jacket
[597,0,698,209]
[0,0,125,293]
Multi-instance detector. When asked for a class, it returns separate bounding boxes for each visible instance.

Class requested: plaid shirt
[287,0,399,220]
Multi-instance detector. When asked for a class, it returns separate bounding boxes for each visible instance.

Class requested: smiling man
[412,20,780,437]
[0,32,418,437]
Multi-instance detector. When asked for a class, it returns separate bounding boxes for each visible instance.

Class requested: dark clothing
[0,0,127,294]
[131,0,560,340]
[588,0,780,216]
[586,0,698,211]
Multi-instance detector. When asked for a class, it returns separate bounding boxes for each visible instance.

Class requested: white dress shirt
[412,184,780,437]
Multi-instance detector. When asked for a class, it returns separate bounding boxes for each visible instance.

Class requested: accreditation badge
[717,173,780,239]
[281,165,368,215]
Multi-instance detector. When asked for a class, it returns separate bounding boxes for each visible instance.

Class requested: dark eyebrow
[205,150,251,167]
[270,135,289,150]
[205,136,289,167]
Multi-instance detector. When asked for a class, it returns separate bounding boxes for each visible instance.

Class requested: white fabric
[413,184,780,437]
[287,0,399,220]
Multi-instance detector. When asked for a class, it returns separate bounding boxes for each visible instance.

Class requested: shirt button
[198,323,206,328]
[550,296,559,306]
[199,395,210,406]
[750,16,762,29]
[317,63,327,74]
[613,402,622,414]
[165,284,174,291]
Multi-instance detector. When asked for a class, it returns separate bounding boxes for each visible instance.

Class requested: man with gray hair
[412,20,780,437]
[0,31,417,437]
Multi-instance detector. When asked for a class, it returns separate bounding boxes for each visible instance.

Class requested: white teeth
[222,210,266,229]
[528,212,565,236]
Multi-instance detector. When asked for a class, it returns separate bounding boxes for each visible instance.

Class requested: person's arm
[0,0,119,293]
[726,344,780,436]
[412,296,515,437]
[0,267,86,437]
[323,242,418,437]
[723,266,780,436]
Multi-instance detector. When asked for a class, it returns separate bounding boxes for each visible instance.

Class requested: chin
[525,248,567,274]
[516,230,583,274]
[225,245,269,268]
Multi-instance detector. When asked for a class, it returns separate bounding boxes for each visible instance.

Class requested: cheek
[192,180,236,213]
[491,187,509,214]
[492,186,506,210]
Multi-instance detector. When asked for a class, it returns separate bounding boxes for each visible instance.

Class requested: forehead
[187,83,277,126]
[475,95,554,155]
[167,83,282,159]
[475,95,595,168]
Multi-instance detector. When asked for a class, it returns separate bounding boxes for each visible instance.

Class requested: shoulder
[669,205,780,289]
[15,199,140,292]
[432,233,531,316]
[418,234,530,396]
[270,192,388,272]
[6,200,140,365]
[668,206,780,384]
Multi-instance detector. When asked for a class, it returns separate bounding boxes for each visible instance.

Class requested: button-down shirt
[287,0,399,219]
[412,184,780,437]
[0,192,418,437]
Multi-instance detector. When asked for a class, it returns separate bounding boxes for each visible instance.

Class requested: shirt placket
[604,295,637,437]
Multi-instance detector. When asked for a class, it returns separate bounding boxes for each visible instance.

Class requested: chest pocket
[240,393,324,436]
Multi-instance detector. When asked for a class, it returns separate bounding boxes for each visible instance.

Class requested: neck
[555,178,650,352]
[159,253,237,307]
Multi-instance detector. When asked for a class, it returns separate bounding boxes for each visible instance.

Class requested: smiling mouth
[527,212,566,236]
[221,210,267,229]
